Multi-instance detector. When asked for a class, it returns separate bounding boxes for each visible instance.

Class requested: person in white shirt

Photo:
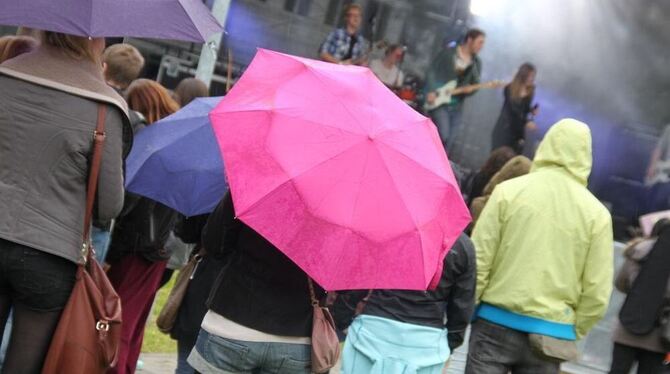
[369,44,405,88]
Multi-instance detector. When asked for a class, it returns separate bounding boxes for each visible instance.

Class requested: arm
[575,215,614,339]
[319,31,341,63]
[96,107,125,221]
[471,187,505,303]
[445,235,477,350]
[456,58,482,97]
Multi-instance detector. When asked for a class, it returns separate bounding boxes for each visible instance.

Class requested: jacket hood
[531,119,592,185]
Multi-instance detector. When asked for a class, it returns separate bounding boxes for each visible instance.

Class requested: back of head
[463,28,486,44]
[651,218,670,237]
[102,43,145,89]
[482,155,532,195]
[0,35,38,64]
[480,146,516,178]
[41,31,99,62]
[126,79,180,124]
[531,119,592,185]
[174,78,209,107]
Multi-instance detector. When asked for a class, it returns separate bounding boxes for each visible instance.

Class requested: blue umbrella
[125,96,226,216]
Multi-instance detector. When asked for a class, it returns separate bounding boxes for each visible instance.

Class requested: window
[284,0,312,16]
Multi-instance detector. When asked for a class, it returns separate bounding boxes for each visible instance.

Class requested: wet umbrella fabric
[210,49,471,291]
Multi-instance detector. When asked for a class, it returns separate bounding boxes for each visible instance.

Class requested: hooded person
[465,119,614,374]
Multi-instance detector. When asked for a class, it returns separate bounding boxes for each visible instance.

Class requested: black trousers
[0,238,76,374]
[610,343,669,374]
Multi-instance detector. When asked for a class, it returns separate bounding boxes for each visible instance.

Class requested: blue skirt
[342,315,450,374]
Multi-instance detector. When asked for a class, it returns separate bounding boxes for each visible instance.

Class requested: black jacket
[203,192,325,337]
[107,196,180,263]
[334,234,476,350]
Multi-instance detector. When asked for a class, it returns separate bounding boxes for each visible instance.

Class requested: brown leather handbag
[42,105,123,374]
[156,250,203,333]
[308,278,341,374]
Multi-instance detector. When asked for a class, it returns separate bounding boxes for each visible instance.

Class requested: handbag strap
[81,104,108,264]
[308,277,319,306]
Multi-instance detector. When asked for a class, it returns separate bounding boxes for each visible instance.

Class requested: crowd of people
[0,4,668,374]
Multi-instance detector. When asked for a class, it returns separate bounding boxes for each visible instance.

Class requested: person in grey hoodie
[0,31,127,373]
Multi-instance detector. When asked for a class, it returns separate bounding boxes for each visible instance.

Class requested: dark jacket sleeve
[201,191,239,260]
[445,234,477,350]
[458,57,482,99]
[96,106,125,221]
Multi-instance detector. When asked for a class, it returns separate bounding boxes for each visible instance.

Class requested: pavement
[139,353,344,373]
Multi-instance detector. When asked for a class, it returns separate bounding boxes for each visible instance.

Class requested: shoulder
[447,234,476,266]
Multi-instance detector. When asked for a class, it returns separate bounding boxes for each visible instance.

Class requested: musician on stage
[369,44,405,88]
[319,3,368,66]
[425,29,486,151]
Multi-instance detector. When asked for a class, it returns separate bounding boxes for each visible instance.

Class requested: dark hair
[508,62,536,100]
[480,146,517,177]
[463,28,486,43]
[344,3,362,16]
[651,218,670,237]
[174,78,209,107]
[384,44,403,57]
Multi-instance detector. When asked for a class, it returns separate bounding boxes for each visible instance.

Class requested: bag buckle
[96,320,110,332]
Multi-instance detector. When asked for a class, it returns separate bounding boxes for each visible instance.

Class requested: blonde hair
[0,35,37,63]
[41,31,98,62]
[344,3,362,16]
[126,79,180,124]
[103,44,145,89]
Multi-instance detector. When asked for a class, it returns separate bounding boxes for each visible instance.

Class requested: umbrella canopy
[0,0,222,42]
[210,49,471,291]
[125,97,227,216]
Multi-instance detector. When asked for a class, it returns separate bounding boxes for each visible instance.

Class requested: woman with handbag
[610,219,670,374]
[187,191,327,374]
[105,79,181,374]
[0,32,127,373]
[338,233,476,374]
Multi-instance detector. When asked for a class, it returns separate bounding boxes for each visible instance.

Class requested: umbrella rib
[236,138,368,218]
[376,141,454,187]
[302,65,368,135]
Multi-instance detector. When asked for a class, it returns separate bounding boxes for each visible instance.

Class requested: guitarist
[319,3,368,65]
[425,29,486,151]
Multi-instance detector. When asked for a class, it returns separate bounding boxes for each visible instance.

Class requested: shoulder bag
[42,105,123,374]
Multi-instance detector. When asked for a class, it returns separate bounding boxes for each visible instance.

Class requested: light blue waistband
[476,303,576,340]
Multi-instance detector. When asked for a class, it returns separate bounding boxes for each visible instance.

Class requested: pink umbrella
[210,49,470,291]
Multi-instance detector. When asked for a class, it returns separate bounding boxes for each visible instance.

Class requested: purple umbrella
[0,0,222,42]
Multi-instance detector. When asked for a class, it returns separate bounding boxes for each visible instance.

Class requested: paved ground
[139,353,344,373]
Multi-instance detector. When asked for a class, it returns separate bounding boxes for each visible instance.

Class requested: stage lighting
[470,0,495,17]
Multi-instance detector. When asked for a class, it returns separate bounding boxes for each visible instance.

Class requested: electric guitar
[424,79,505,111]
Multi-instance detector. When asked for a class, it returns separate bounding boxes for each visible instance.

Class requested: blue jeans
[176,337,197,374]
[0,311,11,368]
[91,226,112,263]
[429,103,464,152]
[465,319,560,374]
[187,329,311,374]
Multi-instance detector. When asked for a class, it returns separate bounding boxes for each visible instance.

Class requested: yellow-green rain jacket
[472,119,613,340]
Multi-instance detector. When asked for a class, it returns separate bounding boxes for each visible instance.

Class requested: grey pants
[465,319,561,374]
